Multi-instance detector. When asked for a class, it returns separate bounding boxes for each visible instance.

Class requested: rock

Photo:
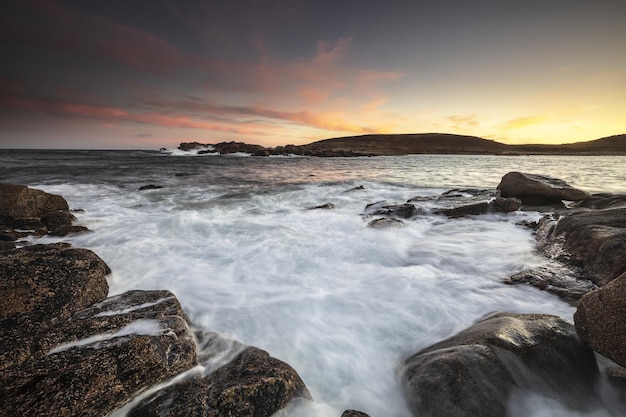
[0,289,197,417]
[344,185,365,192]
[49,224,90,236]
[536,208,626,286]
[574,271,626,368]
[399,312,599,417]
[571,193,626,210]
[367,218,404,229]
[0,241,15,251]
[0,183,69,219]
[503,263,597,305]
[128,343,311,417]
[0,243,111,340]
[41,209,75,231]
[364,201,420,218]
[308,203,336,210]
[138,184,164,191]
[435,197,521,218]
[496,172,591,205]
[341,410,370,417]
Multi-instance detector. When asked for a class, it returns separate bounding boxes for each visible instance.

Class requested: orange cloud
[500,114,551,130]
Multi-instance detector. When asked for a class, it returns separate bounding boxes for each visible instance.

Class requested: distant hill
[300,133,626,156]
[176,133,626,156]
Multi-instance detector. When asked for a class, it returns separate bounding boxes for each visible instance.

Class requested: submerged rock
[308,203,336,210]
[575,271,626,368]
[399,312,599,417]
[363,201,420,218]
[497,172,591,205]
[504,263,597,305]
[367,217,405,229]
[139,184,164,191]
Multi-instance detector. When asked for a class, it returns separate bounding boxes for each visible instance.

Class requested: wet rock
[0,243,111,340]
[41,209,75,231]
[571,193,626,210]
[575,271,626,368]
[367,218,404,229]
[139,184,164,191]
[128,344,311,417]
[308,203,336,210]
[503,263,597,305]
[0,183,69,219]
[0,289,197,417]
[496,172,591,205]
[341,410,371,417]
[435,197,521,218]
[49,224,90,236]
[344,185,365,192]
[399,312,599,417]
[364,201,420,218]
[536,208,626,286]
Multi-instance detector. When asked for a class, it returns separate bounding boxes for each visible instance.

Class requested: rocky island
[174,133,626,157]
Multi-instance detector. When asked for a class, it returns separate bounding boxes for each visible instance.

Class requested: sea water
[1,150,625,417]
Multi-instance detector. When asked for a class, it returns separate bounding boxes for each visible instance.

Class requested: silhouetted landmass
[177,133,626,156]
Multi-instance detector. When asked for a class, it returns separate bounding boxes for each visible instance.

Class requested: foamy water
[2,151,625,417]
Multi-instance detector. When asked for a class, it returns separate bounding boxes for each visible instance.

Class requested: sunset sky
[1,0,625,149]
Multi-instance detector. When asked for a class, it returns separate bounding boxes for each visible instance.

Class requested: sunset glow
[1,0,625,149]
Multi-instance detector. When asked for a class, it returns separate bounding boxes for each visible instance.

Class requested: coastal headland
[176,133,626,157]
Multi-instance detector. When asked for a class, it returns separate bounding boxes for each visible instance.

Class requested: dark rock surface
[399,312,599,417]
[503,263,597,305]
[575,271,626,368]
[309,203,336,210]
[139,184,164,190]
[367,217,404,229]
[0,243,111,339]
[497,172,591,205]
[0,183,87,238]
[128,344,311,417]
[341,410,371,417]
[435,196,521,218]
[1,289,197,417]
[536,208,626,286]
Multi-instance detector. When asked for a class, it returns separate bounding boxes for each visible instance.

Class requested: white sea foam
[17,153,626,417]
[47,319,163,355]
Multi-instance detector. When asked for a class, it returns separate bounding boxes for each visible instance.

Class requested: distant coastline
[174,133,626,157]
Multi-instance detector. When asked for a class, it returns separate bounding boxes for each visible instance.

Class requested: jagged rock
[575,271,626,368]
[41,209,75,231]
[128,343,311,417]
[138,184,164,191]
[0,243,111,341]
[364,201,420,218]
[496,172,591,205]
[308,203,336,210]
[0,183,69,219]
[571,193,626,210]
[367,218,404,229]
[341,410,371,417]
[536,208,626,286]
[435,197,521,218]
[48,224,90,236]
[0,290,197,417]
[503,264,597,305]
[399,312,599,417]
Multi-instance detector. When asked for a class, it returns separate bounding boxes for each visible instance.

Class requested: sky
[1,0,625,149]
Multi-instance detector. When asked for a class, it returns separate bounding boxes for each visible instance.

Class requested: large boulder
[399,312,599,417]
[0,183,69,219]
[127,339,311,417]
[0,243,111,340]
[0,289,197,417]
[497,172,591,205]
[536,208,626,286]
[0,183,86,237]
[574,271,626,368]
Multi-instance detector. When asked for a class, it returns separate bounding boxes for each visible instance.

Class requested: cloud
[500,115,551,130]
[133,133,152,137]
[447,114,481,131]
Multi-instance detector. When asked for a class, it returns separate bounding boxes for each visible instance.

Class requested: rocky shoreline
[2,173,626,417]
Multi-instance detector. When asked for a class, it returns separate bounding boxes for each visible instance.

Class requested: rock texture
[128,344,311,417]
[503,263,597,305]
[399,312,599,417]
[574,271,626,368]
[435,196,521,218]
[536,208,626,286]
[0,183,87,238]
[497,172,591,205]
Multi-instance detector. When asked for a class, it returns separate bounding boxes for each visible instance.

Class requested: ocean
[2,149,625,417]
